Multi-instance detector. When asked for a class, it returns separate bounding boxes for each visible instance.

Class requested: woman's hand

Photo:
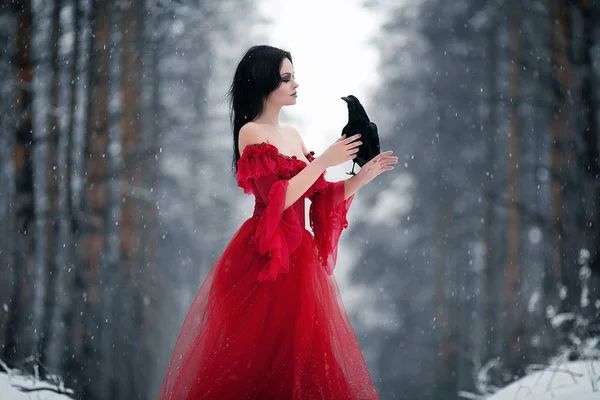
[355,151,398,186]
[319,134,362,168]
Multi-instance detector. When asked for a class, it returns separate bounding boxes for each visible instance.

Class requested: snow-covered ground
[3,358,598,400]
[485,360,599,400]
[0,361,73,400]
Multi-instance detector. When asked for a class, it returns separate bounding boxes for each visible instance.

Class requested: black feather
[341,95,381,175]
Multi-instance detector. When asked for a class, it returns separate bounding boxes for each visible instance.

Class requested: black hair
[226,45,293,174]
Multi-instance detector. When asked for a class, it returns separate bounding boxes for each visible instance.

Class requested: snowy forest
[0,0,599,399]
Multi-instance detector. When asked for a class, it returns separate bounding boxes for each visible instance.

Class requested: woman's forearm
[285,156,328,209]
[343,175,365,200]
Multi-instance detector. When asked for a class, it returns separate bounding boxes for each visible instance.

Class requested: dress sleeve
[305,151,354,275]
[236,143,303,282]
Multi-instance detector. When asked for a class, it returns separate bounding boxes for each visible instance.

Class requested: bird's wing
[369,122,381,152]
[341,124,353,137]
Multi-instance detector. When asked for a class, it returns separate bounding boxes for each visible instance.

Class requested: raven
[341,95,381,175]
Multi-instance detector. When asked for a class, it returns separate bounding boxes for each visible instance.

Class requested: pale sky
[257,0,382,180]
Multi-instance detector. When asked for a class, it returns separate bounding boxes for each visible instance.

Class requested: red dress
[158,142,379,400]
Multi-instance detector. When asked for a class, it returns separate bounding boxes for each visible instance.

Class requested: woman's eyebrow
[280,72,294,76]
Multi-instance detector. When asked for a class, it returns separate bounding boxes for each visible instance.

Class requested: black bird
[341,95,381,175]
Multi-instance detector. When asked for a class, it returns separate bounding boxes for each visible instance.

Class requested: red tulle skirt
[158,217,379,400]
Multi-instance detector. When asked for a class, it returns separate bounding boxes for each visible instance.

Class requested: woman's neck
[254,101,281,126]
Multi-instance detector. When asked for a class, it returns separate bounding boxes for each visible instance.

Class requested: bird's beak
[341,96,349,102]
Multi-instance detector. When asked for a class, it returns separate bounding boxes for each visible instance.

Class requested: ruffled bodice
[236,142,310,226]
[236,142,329,204]
[235,142,354,281]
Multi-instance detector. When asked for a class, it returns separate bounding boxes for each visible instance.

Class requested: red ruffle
[235,143,280,194]
[236,142,304,281]
[305,148,354,274]
[236,142,353,277]
[309,180,354,275]
[254,180,303,281]
[302,151,331,199]
[236,143,309,194]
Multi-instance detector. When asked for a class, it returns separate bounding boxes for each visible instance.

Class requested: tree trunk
[95,2,122,398]
[504,0,522,373]
[79,0,110,397]
[433,97,458,398]
[578,0,600,287]
[4,0,34,367]
[483,17,499,365]
[63,0,93,390]
[548,0,573,312]
[0,3,17,365]
[145,7,163,396]
[435,191,459,399]
[115,1,145,398]
[141,0,160,394]
[47,0,76,374]
[30,0,54,366]
[40,0,62,370]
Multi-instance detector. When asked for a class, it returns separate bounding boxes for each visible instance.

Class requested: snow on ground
[486,360,599,400]
[0,361,73,400]
[2,358,598,400]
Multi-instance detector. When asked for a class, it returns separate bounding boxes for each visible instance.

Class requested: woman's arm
[239,123,328,210]
[343,175,365,200]
[295,127,365,201]
[284,159,328,209]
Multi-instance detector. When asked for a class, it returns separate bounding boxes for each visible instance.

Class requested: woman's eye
[282,79,290,82]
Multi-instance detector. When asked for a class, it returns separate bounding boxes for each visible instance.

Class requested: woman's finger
[344,133,362,143]
[372,151,394,162]
[380,155,398,163]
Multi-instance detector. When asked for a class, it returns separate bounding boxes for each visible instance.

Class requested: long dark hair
[227,45,293,174]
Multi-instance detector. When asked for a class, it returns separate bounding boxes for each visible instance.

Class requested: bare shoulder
[238,122,268,154]
[281,123,300,138]
[282,124,309,154]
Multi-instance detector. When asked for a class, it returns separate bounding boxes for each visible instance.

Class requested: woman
[158,45,398,400]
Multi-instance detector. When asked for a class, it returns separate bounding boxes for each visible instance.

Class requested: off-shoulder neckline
[241,142,313,165]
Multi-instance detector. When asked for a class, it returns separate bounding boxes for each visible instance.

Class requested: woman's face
[266,57,299,107]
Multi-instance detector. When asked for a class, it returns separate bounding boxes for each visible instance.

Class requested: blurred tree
[367,0,600,398]
[503,0,522,374]
[2,0,34,366]
[0,0,260,399]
